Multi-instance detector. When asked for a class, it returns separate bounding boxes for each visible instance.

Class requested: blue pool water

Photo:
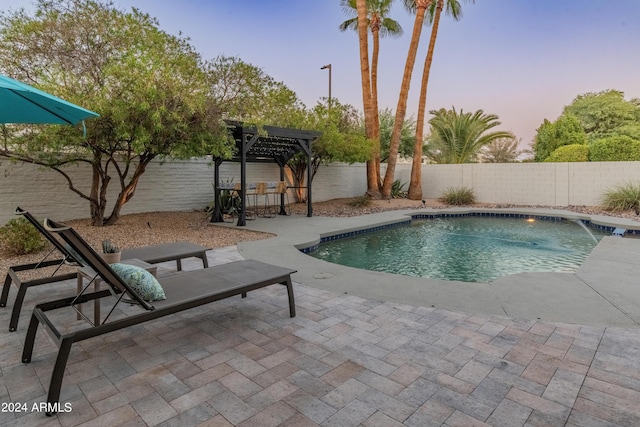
[308,216,609,283]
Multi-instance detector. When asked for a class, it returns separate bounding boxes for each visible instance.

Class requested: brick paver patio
[1,247,639,426]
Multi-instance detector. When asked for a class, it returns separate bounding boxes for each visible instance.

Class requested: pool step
[613,228,626,237]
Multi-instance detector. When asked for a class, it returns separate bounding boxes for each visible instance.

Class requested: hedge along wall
[1,159,640,225]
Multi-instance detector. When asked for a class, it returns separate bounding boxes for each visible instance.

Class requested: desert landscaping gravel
[0,210,272,280]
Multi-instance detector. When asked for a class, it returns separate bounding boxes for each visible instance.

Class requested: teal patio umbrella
[0,73,99,125]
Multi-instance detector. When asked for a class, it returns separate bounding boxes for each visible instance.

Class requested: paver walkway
[1,246,639,426]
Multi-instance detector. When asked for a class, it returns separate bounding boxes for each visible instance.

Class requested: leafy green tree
[479,137,523,163]
[340,0,403,196]
[532,115,587,161]
[564,90,640,139]
[287,99,372,201]
[425,107,513,164]
[378,108,417,162]
[545,144,590,162]
[205,55,306,126]
[308,101,372,165]
[534,90,640,162]
[0,0,230,226]
[205,55,368,203]
[589,136,640,161]
[615,123,640,141]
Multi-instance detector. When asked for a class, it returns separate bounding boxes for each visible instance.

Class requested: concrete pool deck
[3,207,640,425]
[234,207,640,328]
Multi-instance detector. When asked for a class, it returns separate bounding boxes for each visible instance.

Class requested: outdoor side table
[76,258,158,325]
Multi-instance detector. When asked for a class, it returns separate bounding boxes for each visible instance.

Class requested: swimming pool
[308,215,609,282]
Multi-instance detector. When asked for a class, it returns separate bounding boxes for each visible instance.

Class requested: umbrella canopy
[0,74,99,125]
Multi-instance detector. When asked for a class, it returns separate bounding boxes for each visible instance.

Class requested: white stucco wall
[411,162,640,207]
[1,159,639,224]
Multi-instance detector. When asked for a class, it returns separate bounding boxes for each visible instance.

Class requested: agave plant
[391,179,407,198]
[101,239,120,253]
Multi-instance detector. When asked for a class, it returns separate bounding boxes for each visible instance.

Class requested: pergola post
[210,158,224,223]
[306,150,312,217]
[238,129,247,226]
[275,158,287,216]
[295,138,313,218]
[237,133,260,226]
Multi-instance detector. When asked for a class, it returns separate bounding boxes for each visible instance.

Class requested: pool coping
[232,207,640,327]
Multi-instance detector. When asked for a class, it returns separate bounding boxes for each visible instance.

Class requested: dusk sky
[2,0,639,147]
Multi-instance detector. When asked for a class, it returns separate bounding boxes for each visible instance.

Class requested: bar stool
[273,181,290,215]
[254,182,273,218]
[232,183,255,220]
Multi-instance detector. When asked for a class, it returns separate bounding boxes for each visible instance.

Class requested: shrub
[441,187,475,205]
[0,217,47,255]
[391,180,407,199]
[600,182,640,213]
[348,195,372,207]
[544,144,589,162]
[589,136,640,161]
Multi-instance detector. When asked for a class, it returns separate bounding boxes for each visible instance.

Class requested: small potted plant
[101,239,121,264]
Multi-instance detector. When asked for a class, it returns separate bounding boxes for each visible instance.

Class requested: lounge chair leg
[241,292,247,298]
[177,259,182,271]
[9,283,29,332]
[46,337,74,415]
[286,278,295,318]
[0,272,12,307]
[201,253,209,268]
[21,313,41,363]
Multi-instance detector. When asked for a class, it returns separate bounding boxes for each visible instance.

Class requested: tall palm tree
[340,0,403,196]
[426,107,514,163]
[352,0,376,195]
[381,0,432,199]
[407,0,471,200]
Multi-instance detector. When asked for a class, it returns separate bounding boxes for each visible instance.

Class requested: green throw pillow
[110,263,166,302]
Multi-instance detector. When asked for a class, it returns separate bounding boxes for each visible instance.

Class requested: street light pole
[320,64,331,108]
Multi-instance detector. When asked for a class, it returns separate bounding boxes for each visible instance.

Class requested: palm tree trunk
[381,2,429,198]
[368,27,382,197]
[356,0,379,197]
[408,0,442,200]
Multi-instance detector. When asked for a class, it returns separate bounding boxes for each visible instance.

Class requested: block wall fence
[1,159,639,225]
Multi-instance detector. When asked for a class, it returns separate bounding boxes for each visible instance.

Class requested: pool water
[308,216,609,283]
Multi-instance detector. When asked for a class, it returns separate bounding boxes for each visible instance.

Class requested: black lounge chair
[21,219,296,416]
[1,208,83,331]
[1,207,210,331]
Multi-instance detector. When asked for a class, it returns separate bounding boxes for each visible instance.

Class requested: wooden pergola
[211,121,322,226]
